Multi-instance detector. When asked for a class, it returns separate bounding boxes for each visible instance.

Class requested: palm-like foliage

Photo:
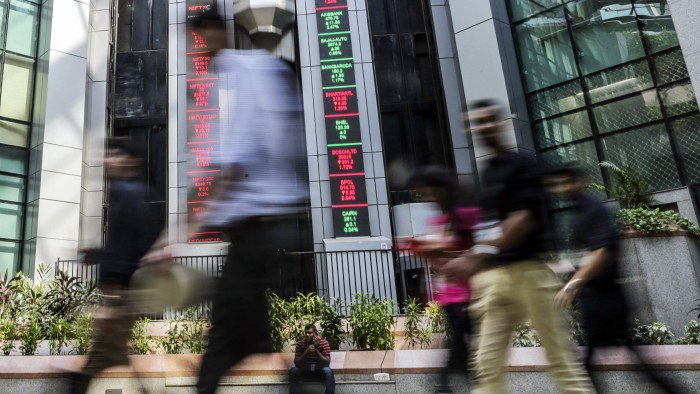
[591,161,657,209]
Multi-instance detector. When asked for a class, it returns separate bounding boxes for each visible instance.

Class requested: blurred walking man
[442,100,593,394]
[546,164,682,393]
[144,10,309,394]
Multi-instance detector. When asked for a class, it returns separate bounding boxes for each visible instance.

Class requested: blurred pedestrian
[70,137,160,394]
[546,163,683,393]
[441,100,594,394]
[289,324,335,394]
[408,166,478,391]
[143,10,309,394]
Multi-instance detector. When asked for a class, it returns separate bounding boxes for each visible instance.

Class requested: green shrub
[319,299,345,350]
[130,317,156,355]
[402,298,432,349]
[592,162,656,209]
[676,320,700,345]
[348,292,395,350]
[616,208,700,236]
[48,317,70,355]
[266,290,288,352]
[71,312,92,355]
[18,314,42,355]
[0,318,17,355]
[513,323,540,348]
[630,319,674,345]
[425,301,449,341]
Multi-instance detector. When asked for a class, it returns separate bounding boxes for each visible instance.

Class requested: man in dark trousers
[143,10,310,394]
[546,163,682,393]
[441,100,593,394]
[70,137,160,394]
[289,324,335,394]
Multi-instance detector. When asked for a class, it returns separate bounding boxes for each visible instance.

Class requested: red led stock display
[185,0,222,243]
[316,0,370,236]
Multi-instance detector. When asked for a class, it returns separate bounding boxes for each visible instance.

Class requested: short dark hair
[106,137,145,160]
[469,99,505,119]
[188,9,225,30]
[546,162,586,180]
[304,324,317,332]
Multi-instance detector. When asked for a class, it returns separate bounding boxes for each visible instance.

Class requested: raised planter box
[620,231,700,334]
[1,347,699,393]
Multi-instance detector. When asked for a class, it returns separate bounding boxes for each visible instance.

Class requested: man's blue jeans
[289,366,335,394]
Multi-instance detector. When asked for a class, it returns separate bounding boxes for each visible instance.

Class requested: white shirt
[202,49,309,227]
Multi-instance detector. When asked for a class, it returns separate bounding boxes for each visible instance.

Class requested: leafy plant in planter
[130,317,156,355]
[71,312,92,355]
[266,290,288,352]
[319,299,345,350]
[19,314,42,355]
[403,297,432,349]
[513,323,541,348]
[675,320,700,345]
[48,317,71,355]
[181,307,207,354]
[616,208,700,236]
[348,291,395,351]
[630,319,674,345]
[591,162,657,209]
[425,301,449,341]
[0,317,17,355]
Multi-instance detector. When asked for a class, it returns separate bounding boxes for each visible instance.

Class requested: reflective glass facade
[0,0,39,275]
[508,0,700,191]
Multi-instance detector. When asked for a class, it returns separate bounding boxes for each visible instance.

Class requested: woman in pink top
[409,167,478,389]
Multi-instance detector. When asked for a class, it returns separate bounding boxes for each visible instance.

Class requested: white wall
[668,0,700,99]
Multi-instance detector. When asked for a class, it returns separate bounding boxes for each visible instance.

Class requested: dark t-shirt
[100,178,159,287]
[568,193,621,289]
[479,151,550,264]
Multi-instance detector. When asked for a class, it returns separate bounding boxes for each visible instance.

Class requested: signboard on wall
[185,0,223,242]
[316,0,370,237]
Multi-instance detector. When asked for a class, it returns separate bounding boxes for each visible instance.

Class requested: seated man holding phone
[289,324,335,394]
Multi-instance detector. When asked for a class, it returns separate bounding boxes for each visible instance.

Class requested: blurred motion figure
[142,10,310,394]
[441,100,593,394]
[546,163,683,393]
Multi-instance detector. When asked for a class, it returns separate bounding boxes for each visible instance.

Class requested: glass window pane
[0,119,28,147]
[0,201,22,240]
[515,7,579,92]
[528,80,585,120]
[584,60,654,104]
[567,0,646,75]
[592,90,662,134]
[0,240,19,277]
[540,140,603,184]
[0,54,35,121]
[635,0,679,53]
[0,144,26,174]
[0,173,23,202]
[653,49,689,85]
[659,81,699,117]
[671,114,700,184]
[508,0,560,23]
[534,110,592,149]
[601,124,681,190]
[6,0,39,57]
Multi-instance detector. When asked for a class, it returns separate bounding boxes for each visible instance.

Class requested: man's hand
[554,279,582,310]
[140,245,174,272]
[440,252,488,279]
[307,344,316,353]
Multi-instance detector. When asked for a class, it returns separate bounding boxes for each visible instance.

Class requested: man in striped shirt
[289,324,335,394]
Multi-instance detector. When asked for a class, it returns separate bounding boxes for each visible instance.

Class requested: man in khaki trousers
[442,100,594,394]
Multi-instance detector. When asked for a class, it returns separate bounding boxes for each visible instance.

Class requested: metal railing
[55,249,432,318]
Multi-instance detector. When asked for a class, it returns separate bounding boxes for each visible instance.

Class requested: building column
[447,0,533,175]
[667,0,700,98]
[26,0,90,277]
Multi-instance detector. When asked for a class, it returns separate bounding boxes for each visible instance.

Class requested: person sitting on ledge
[289,323,335,394]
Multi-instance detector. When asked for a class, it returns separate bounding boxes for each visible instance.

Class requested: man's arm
[313,339,331,366]
[554,248,611,308]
